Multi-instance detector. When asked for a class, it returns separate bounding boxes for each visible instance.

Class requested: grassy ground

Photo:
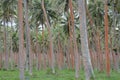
[0,69,120,80]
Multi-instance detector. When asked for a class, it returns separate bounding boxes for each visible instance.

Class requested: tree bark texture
[104,0,110,76]
[24,0,32,75]
[69,0,79,79]
[41,0,55,73]
[77,0,95,80]
[18,0,25,79]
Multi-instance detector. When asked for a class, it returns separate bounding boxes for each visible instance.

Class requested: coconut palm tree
[24,0,33,75]
[104,0,110,76]
[18,0,25,79]
[77,0,95,80]
[69,0,79,79]
[42,0,55,73]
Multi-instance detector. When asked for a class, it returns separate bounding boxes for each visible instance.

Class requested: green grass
[0,69,120,80]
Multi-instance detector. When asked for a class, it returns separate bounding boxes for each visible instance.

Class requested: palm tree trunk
[104,0,110,76]
[18,0,25,79]
[35,24,39,70]
[57,36,64,70]
[3,20,9,70]
[66,45,71,69]
[77,0,95,80]
[96,30,103,72]
[69,0,79,79]
[10,19,14,70]
[57,39,61,69]
[68,17,74,69]
[24,0,32,75]
[41,0,55,73]
[44,53,47,70]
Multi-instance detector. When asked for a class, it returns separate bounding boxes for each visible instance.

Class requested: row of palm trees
[0,0,120,80]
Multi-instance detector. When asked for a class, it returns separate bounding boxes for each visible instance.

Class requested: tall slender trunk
[18,0,25,79]
[104,0,110,76]
[69,0,79,79]
[43,53,47,70]
[68,17,74,69]
[3,20,9,70]
[66,44,71,69]
[41,0,55,73]
[96,30,103,72]
[77,0,95,80]
[10,19,14,70]
[57,39,61,69]
[24,0,32,75]
[38,52,41,70]
[58,36,63,70]
[35,25,39,70]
